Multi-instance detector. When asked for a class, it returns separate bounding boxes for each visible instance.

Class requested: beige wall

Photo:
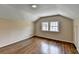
[0,5,35,48]
[34,15,73,43]
[74,19,79,52]
[0,18,34,47]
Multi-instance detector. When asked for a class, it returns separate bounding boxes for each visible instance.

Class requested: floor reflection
[41,42,49,54]
[0,37,77,54]
[40,40,61,54]
[49,45,61,54]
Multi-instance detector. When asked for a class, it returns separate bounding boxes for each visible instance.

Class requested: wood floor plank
[0,36,78,54]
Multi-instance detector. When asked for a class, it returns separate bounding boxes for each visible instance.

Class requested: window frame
[50,21,59,32]
[41,22,49,31]
[41,21,59,32]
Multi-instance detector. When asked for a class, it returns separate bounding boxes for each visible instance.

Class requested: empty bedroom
[0,4,79,54]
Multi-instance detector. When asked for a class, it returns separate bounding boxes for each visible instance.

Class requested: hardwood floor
[0,36,78,54]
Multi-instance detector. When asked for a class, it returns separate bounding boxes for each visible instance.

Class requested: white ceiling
[0,4,79,21]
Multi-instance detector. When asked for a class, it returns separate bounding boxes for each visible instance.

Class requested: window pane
[50,22,58,26]
[50,27,59,32]
[42,22,48,31]
[50,21,59,32]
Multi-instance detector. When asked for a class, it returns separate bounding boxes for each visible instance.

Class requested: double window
[42,21,59,32]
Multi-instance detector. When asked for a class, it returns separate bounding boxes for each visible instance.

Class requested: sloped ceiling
[0,4,79,21]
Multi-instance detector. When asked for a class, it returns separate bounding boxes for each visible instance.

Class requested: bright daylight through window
[42,21,59,32]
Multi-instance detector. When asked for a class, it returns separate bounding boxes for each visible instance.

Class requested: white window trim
[41,22,49,31]
[41,21,59,32]
[50,21,59,32]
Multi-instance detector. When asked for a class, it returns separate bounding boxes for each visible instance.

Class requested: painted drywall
[0,5,34,47]
[0,18,34,47]
[34,15,73,43]
[74,19,79,52]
